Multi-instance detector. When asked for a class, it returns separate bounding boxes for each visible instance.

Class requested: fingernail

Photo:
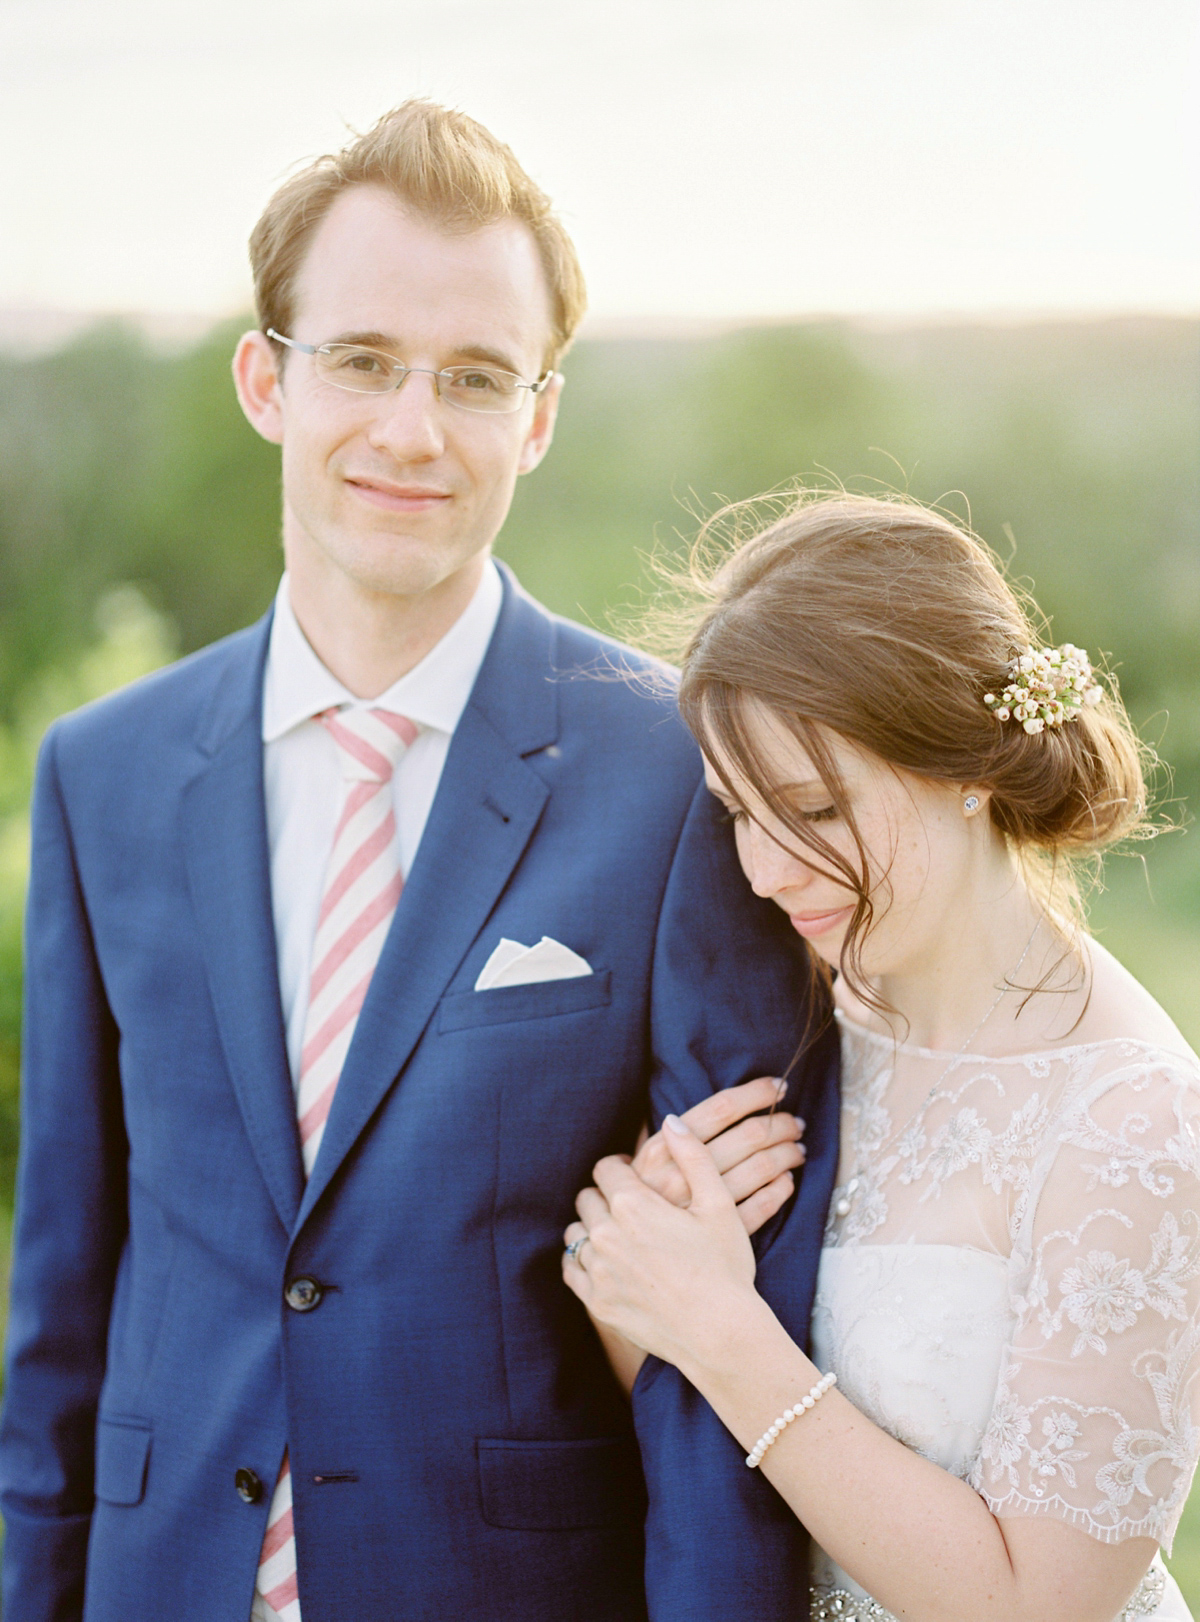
[773,1078,788,1097]
[795,1117,806,1133]
[664,1113,689,1136]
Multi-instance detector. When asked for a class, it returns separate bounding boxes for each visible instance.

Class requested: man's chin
[306,533,489,604]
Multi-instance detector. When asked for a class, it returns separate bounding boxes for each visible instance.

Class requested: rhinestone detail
[810,1564,1165,1622]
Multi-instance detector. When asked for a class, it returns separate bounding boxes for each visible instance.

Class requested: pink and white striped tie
[254,705,417,1622]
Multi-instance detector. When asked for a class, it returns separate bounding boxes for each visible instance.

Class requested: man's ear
[516,372,564,476]
[232,330,285,445]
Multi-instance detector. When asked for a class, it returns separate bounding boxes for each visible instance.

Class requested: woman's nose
[740,819,808,899]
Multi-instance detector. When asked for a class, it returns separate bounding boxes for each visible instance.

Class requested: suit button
[235,1467,263,1503]
[285,1276,324,1312]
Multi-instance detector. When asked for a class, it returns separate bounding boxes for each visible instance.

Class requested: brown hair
[644,489,1154,1005]
[249,99,587,369]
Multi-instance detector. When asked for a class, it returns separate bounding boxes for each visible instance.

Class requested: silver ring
[565,1235,590,1261]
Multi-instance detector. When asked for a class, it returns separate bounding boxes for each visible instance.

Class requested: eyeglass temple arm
[265,329,316,355]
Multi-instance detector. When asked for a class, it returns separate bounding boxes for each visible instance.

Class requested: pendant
[834,1177,860,1218]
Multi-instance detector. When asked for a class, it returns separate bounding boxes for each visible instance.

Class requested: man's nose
[741,818,808,899]
[365,370,446,461]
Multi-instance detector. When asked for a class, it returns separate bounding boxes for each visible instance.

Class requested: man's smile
[343,475,454,513]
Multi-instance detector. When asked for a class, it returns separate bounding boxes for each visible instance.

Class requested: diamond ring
[564,1235,590,1261]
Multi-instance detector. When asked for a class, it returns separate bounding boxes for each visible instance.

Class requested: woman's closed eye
[718,801,837,827]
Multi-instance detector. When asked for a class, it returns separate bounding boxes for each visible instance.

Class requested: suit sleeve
[631,776,840,1622]
[0,725,129,1619]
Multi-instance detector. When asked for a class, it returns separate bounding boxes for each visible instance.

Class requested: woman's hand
[633,1076,804,1234]
[568,1079,800,1392]
[563,1113,761,1372]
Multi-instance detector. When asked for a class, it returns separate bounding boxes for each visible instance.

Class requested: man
[0,102,838,1620]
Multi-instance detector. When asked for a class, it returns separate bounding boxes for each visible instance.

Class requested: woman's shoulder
[1012,951,1200,1256]
[1063,938,1199,1076]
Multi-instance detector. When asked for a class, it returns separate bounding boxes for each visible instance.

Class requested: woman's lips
[346,478,452,513]
[787,905,854,939]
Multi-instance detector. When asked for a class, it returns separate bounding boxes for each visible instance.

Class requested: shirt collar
[261,559,504,744]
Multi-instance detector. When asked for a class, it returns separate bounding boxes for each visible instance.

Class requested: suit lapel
[181,615,304,1234]
[298,574,558,1225]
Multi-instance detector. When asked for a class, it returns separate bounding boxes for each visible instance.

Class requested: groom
[0,102,838,1620]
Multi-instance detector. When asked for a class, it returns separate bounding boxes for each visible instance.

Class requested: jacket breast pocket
[94,1415,152,1506]
[438,969,612,1033]
[477,1435,645,1530]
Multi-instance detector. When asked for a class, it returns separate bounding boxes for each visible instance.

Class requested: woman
[563,492,1200,1622]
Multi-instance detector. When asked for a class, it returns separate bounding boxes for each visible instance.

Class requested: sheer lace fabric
[809,1015,1200,1621]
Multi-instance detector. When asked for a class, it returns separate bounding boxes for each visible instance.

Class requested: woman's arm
[564,1116,1157,1622]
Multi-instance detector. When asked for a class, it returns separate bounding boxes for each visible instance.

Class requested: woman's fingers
[592,1153,651,1205]
[720,1139,805,1206]
[680,1076,788,1143]
[642,1132,803,1211]
[562,1219,592,1267]
[706,1109,803,1177]
[734,1170,796,1235]
[634,1090,802,1208]
[661,1115,736,1213]
[575,1184,609,1226]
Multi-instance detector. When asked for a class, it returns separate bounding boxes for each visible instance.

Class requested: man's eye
[450,369,504,392]
[342,352,387,374]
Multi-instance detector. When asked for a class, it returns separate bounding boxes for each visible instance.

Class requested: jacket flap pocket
[95,1417,152,1506]
[477,1435,645,1530]
[439,969,612,1033]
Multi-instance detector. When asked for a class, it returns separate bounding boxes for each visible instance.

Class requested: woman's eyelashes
[717,799,839,828]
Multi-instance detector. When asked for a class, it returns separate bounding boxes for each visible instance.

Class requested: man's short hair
[250,99,587,369]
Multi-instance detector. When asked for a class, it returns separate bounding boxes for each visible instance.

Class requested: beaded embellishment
[810,1562,1165,1622]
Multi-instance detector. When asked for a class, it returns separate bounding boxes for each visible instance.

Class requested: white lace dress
[809,1014,1200,1622]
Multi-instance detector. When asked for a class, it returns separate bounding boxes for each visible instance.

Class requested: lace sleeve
[971,1052,1200,1550]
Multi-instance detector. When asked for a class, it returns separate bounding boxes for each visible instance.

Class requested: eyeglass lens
[313,345,529,413]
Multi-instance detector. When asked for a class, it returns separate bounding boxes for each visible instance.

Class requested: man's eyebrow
[324,332,527,375]
[326,330,398,350]
[450,342,528,374]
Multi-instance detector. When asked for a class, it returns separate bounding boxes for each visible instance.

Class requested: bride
[563,492,1200,1622]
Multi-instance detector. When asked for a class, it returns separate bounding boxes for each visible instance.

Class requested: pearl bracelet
[745,1371,837,1468]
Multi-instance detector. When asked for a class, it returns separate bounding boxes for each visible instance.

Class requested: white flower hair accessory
[983,644,1104,735]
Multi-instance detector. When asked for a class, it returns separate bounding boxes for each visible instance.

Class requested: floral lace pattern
[825,1018,1200,1553]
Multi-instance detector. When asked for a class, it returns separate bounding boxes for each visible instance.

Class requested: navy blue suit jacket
[0,567,839,1621]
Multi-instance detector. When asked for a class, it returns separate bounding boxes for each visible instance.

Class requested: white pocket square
[474,937,593,991]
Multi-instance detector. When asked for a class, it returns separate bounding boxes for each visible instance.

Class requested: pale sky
[1,0,1196,328]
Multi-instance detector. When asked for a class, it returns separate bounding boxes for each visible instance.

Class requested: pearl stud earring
[963,794,980,814]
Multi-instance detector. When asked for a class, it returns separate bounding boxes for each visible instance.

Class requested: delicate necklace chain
[832,920,1043,1221]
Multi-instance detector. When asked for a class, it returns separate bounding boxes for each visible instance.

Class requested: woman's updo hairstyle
[643,489,1155,999]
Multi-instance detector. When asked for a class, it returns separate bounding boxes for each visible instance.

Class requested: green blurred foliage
[0,309,1198,1596]
[0,589,177,1201]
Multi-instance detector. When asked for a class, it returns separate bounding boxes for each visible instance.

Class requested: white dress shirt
[262,562,504,1081]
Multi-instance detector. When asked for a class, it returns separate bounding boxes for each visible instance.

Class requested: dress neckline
[833,1007,1199,1071]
